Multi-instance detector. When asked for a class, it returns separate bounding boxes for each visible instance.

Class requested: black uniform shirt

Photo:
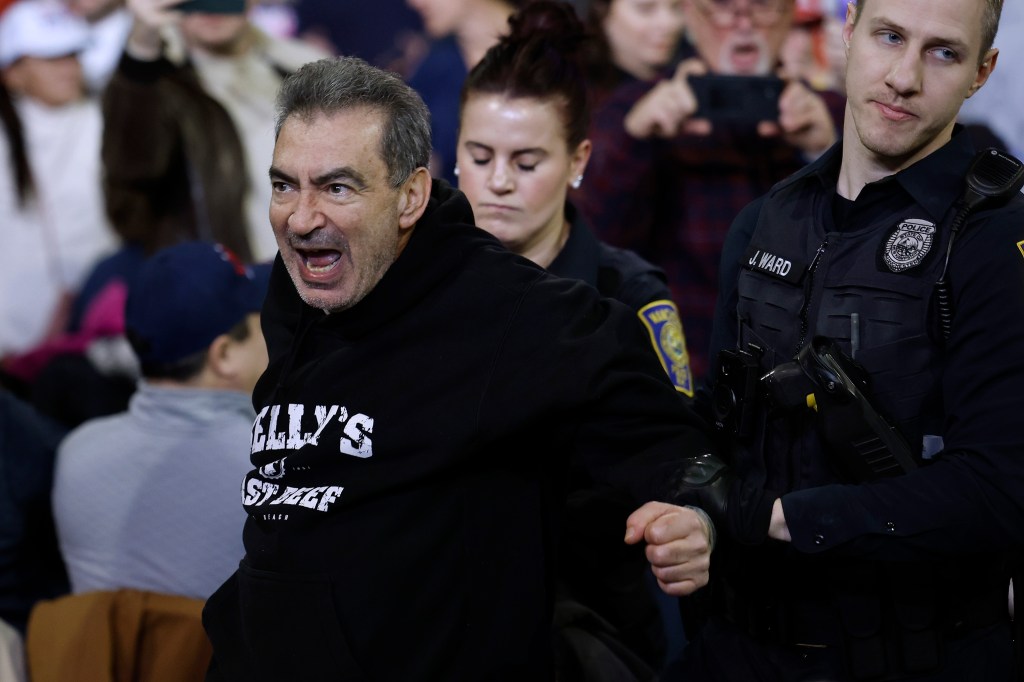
[550,204,693,396]
[711,129,1024,559]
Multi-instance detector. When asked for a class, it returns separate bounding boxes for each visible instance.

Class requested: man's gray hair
[275,57,432,188]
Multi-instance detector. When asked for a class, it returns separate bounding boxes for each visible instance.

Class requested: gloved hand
[670,452,777,546]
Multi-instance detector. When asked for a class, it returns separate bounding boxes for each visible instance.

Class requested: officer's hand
[624,502,712,596]
[758,80,836,157]
[671,452,732,521]
[671,453,777,546]
[623,59,712,139]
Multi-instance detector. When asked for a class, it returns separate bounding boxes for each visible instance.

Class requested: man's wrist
[684,505,717,552]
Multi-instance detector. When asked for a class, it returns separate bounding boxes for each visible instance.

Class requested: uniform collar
[885,124,976,222]
[786,125,976,224]
[772,140,842,196]
[547,203,601,288]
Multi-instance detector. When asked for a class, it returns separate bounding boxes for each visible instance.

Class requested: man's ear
[397,167,432,231]
[967,48,998,98]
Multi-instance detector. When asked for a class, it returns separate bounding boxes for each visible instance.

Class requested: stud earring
[453,164,460,177]
[571,174,583,189]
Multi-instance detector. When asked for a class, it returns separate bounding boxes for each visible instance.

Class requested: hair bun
[463,0,592,149]
[505,1,587,56]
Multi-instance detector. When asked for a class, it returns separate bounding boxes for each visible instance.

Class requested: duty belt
[717,559,1009,680]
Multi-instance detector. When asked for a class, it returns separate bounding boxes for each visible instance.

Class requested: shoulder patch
[1018,239,1024,261]
[882,218,936,272]
[638,301,693,397]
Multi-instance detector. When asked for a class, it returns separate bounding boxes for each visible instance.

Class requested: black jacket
[203,182,712,681]
[701,129,1024,677]
[548,206,690,676]
[711,129,1024,558]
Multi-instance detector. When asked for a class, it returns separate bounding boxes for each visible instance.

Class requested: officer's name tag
[742,245,806,284]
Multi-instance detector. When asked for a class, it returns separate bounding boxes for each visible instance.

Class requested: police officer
[455,3,695,675]
[676,0,1024,679]
[456,1,694,398]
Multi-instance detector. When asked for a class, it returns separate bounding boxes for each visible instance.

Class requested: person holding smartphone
[101,0,325,265]
[574,0,844,383]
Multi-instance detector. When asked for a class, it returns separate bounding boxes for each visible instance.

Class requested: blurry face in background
[64,0,122,22]
[405,0,471,38]
[2,54,84,107]
[603,0,686,80]
[682,0,793,74]
[457,93,590,267]
[181,12,250,54]
[780,22,814,78]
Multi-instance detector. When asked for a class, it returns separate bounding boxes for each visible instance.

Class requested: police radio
[935,148,1024,340]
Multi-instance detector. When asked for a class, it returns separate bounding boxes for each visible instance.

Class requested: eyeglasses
[691,0,788,27]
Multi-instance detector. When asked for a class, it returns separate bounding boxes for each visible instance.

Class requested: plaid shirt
[574,77,845,381]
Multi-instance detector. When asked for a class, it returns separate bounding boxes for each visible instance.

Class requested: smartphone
[177,0,246,13]
[688,75,785,124]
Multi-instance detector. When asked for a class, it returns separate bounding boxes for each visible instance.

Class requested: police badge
[883,218,936,272]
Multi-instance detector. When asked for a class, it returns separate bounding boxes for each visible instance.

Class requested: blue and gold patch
[638,300,693,397]
[1018,239,1024,261]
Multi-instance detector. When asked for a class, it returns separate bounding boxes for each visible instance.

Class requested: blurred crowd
[0,0,1021,679]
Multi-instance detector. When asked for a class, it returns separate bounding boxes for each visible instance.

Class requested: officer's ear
[569,139,592,188]
[967,48,998,99]
[842,1,857,52]
[397,167,431,231]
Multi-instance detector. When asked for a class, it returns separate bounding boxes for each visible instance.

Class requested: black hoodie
[202,182,712,681]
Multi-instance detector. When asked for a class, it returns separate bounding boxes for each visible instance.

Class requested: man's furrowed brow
[312,167,369,190]
[268,166,370,190]
[269,166,298,184]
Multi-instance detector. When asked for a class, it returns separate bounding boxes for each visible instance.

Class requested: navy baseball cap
[126,242,271,366]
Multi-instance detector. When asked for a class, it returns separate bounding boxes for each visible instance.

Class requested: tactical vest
[734,174,953,492]
[716,172,1011,680]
